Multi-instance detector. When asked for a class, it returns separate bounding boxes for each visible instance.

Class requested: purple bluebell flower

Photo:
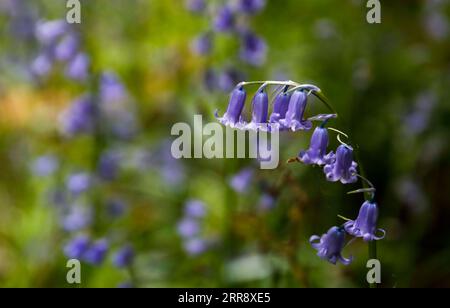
[258,193,276,211]
[185,0,206,13]
[32,155,58,177]
[54,34,79,61]
[62,204,92,232]
[106,199,127,218]
[66,172,91,195]
[64,235,90,259]
[310,226,352,265]
[60,95,96,136]
[229,168,253,193]
[344,201,386,242]
[247,89,269,131]
[98,150,121,181]
[324,145,358,184]
[185,200,206,218]
[35,20,68,44]
[184,238,208,256]
[112,245,135,268]
[30,53,53,77]
[83,239,109,265]
[298,126,335,166]
[215,86,247,129]
[236,0,266,14]
[269,90,290,124]
[239,31,267,66]
[191,32,213,56]
[214,6,235,32]
[65,52,90,81]
[177,218,200,238]
[99,72,128,104]
[279,90,312,131]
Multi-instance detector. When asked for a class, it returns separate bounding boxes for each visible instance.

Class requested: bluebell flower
[177,218,200,238]
[217,68,245,92]
[279,90,312,131]
[247,89,269,131]
[191,32,213,56]
[214,6,235,32]
[215,86,247,129]
[83,239,109,265]
[32,155,58,177]
[185,0,206,13]
[30,53,53,77]
[35,20,68,44]
[112,245,135,268]
[65,52,90,81]
[269,90,290,124]
[298,126,335,166]
[54,34,79,62]
[60,95,96,136]
[258,193,276,211]
[229,168,253,193]
[344,201,386,242]
[185,200,206,218]
[184,238,208,256]
[99,72,128,104]
[236,0,266,14]
[239,31,267,66]
[64,235,90,259]
[106,199,127,218]
[62,204,92,232]
[66,172,91,195]
[98,150,121,181]
[324,145,358,184]
[310,226,352,265]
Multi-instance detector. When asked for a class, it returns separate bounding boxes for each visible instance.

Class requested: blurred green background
[0,0,449,288]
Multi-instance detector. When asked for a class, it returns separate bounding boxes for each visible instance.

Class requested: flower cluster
[185,0,268,92]
[215,82,336,132]
[177,200,211,256]
[218,80,385,266]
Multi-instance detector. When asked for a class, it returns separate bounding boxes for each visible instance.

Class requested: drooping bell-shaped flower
[298,126,335,166]
[279,90,312,131]
[83,239,109,265]
[54,34,79,61]
[64,235,90,259]
[112,245,135,268]
[215,86,247,129]
[324,145,358,184]
[65,52,90,82]
[247,89,269,131]
[344,201,386,242]
[269,91,290,124]
[184,200,206,218]
[35,19,68,44]
[191,32,213,56]
[236,0,266,14]
[229,168,253,193]
[310,226,352,265]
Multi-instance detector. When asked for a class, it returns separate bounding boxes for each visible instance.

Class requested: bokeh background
[0,0,449,288]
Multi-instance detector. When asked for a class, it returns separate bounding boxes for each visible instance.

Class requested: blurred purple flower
[184,238,208,256]
[344,201,385,242]
[35,19,68,44]
[64,235,90,259]
[218,69,245,92]
[424,11,449,41]
[279,90,312,131]
[112,245,135,268]
[177,218,200,238]
[83,239,109,265]
[298,126,335,166]
[191,32,213,56]
[30,53,53,77]
[236,0,266,14]
[214,6,235,32]
[60,95,96,136]
[185,200,206,218]
[98,150,121,181]
[65,52,90,81]
[54,34,79,61]
[66,172,92,195]
[258,193,276,211]
[229,168,254,193]
[324,145,358,184]
[239,31,267,66]
[106,199,127,218]
[62,204,92,232]
[185,0,206,13]
[310,226,352,265]
[203,69,217,91]
[32,155,58,177]
[99,72,128,104]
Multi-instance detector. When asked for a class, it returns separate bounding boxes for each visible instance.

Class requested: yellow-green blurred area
[0,0,449,288]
